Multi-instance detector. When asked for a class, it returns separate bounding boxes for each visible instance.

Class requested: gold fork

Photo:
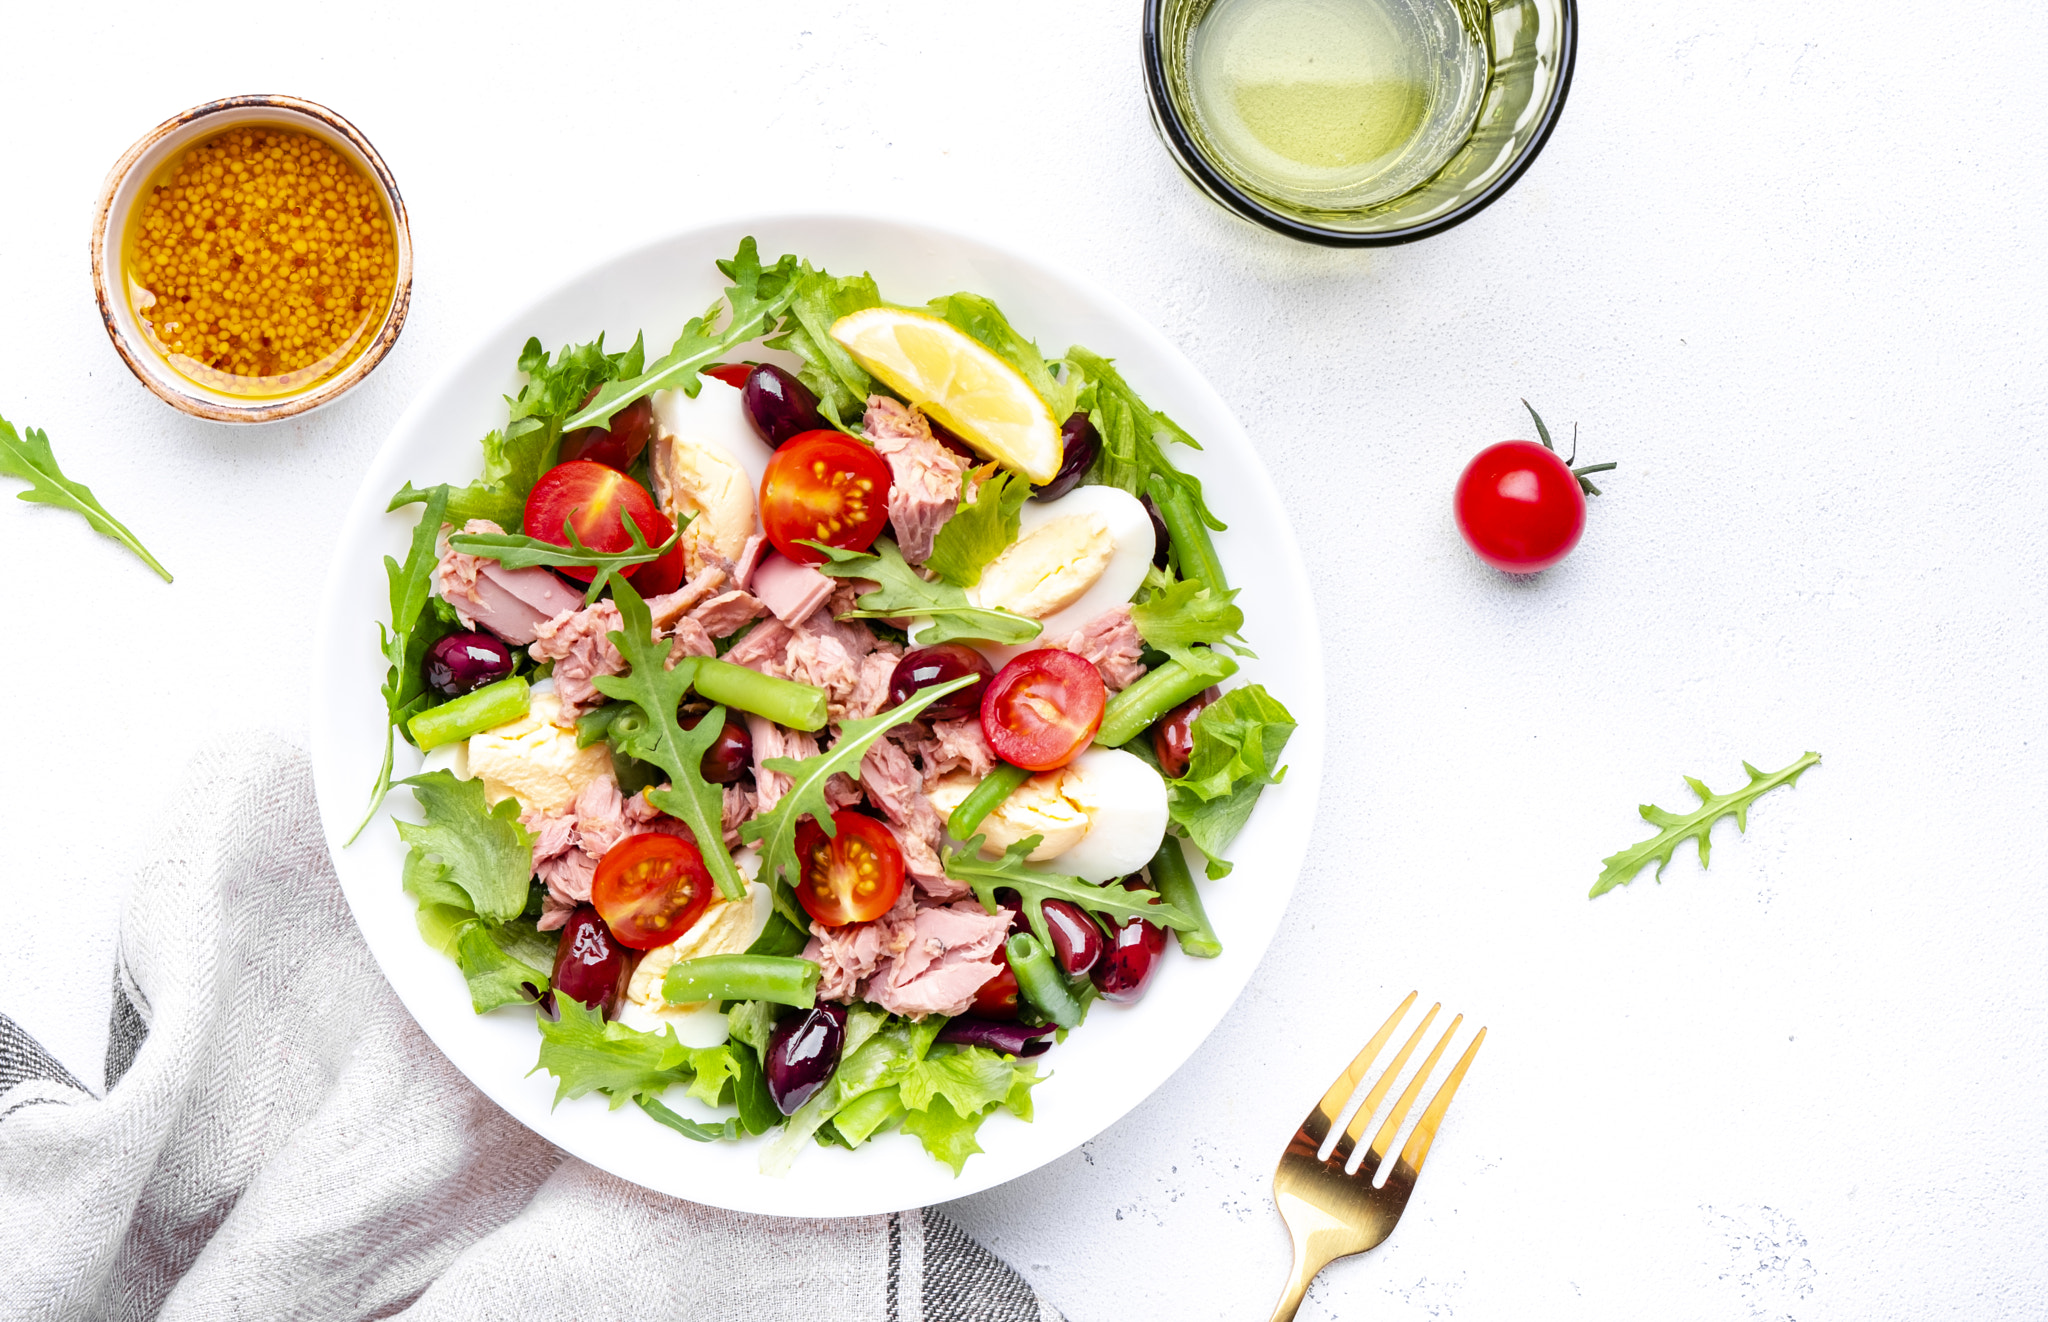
[1266,992,1486,1322]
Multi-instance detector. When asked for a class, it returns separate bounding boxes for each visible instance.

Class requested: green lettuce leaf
[765,269,885,430]
[923,468,1029,588]
[0,413,171,581]
[810,538,1041,645]
[1130,576,1250,680]
[1164,685,1297,878]
[534,999,693,1107]
[393,771,534,922]
[452,922,551,1014]
[927,292,1076,420]
[898,1045,1028,1117]
[899,1095,989,1176]
[723,999,780,1058]
[1063,346,1222,533]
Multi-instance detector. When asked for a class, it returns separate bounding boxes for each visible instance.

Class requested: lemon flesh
[830,307,1063,484]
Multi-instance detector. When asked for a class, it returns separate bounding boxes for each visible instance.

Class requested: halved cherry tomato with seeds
[523,460,674,586]
[590,832,716,950]
[795,811,905,927]
[759,431,892,566]
[981,649,1106,771]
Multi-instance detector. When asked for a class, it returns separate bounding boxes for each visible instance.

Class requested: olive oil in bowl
[1184,0,1489,212]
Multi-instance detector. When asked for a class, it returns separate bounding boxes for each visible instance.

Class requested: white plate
[310,215,1326,1217]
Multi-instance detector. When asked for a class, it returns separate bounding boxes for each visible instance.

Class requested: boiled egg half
[927,746,1168,883]
[968,484,1156,664]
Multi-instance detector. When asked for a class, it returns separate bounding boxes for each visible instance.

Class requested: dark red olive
[741,364,826,447]
[549,904,636,1020]
[766,1003,848,1114]
[937,1017,1055,1057]
[424,631,515,697]
[1092,879,1168,1003]
[1040,898,1105,977]
[1150,685,1222,780]
[888,644,994,721]
[1141,493,1171,569]
[559,393,655,471]
[970,951,1022,1020]
[682,709,753,784]
[926,415,981,461]
[1032,412,1100,502]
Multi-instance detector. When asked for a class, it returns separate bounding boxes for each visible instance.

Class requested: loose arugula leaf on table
[926,292,1077,420]
[809,538,1041,646]
[764,268,885,430]
[1131,576,1250,681]
[449,510,681,604]
[1163,685,1297,879]
[350,486,453,843]
[1590,752,1822,899]
[0,413,172,581]
[564,238,804,433]
[1062,346,1223,533]
[390,334,644,526]
[739,674,977,926]
[944,835,1195,949]
[923,467,1029,588]
[589,577,748,901]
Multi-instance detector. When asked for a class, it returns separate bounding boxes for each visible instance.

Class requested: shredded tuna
[529,602,626,719]
[861,738,963,898]
[1044,603,1149,692]
[747,715,819,814]
[435,520,585,645]
[825,773,865,811]
[690,589,767,638]
[433,520,499,618]
[804,889,918,1002]
[645,567,728,632]
[842,649,900,722]
[751,553,835,626]
[667,618,716,665]
[734,534,767,588]
[721,784,757,846]
[864,902,1011,1018]
[865,396,972,563]
[930,717,997,781]
[726,604,886,715]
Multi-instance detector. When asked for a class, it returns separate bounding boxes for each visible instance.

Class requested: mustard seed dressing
[123,125,397,398]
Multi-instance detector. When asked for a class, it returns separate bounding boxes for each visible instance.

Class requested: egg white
[977,484,1156,666]
[1039,746,1169,884]
[652,378,773,491]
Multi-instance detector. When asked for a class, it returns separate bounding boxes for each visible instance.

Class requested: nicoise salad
[354,239,1295,1173]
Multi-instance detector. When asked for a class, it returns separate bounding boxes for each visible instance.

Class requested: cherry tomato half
[981,649,1107,771]
[524,460,674,585]
[971,951,1022,1019]
[590,832,715,950]
[702,362,754,389]
[1453,441,1587,574]
[795,811,904,927]
[759,431,892,566]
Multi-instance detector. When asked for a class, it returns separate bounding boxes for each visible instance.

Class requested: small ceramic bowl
[1143,0,1577,246]
[91,94,413,423]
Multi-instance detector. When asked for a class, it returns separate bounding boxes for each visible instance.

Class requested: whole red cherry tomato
[795,811,905,927]
[702,362,754,389]
[1453,406,1614,574]
[524,460,674,586]
[759,431,892,566]
[981,649,1106,771]
[590,832,716,950]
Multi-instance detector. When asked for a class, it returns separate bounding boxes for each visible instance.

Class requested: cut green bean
[1149,836,1221,959]
[662,954,820,1009]
[1094,655,1240,750]
[575,703,629,749]
[1150,473,1227,593]
[407,676,530,751]
[832,1085,908,1147]
[1006,933,1084,1028]
[692,657,828,732]
[947,762,1033,840]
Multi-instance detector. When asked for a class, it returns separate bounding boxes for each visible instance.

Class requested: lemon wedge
[830,307,1063,484]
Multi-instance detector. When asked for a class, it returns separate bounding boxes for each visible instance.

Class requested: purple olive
[888,644,994,721]
[424,631,515,697]
[549,904,636,1021]
[1141,493,1171,569]
[741,364,826,447]
[937,1017,1056,1057]
[1092,879,1168,1003]
[682,709,754,784]
[1032,412,1100,502]
[766,1003,848,1115]
[1150,685,1222,780]
[558,394,654,471]
[1040,898,1105,978]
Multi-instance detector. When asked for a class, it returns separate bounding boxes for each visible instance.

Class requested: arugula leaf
[637,1096,742,1142]
[1590,753,1822,898]
[390,334,645,526]
[351,486,453,843]
[449,510,680,604]
[1131,577,1250,680]
[927,292,1077,420]
[589,576,747,901]
[923,467,1028,588]
[1063,346,1223,533]
[764,268,885,430]
[1164,685,1297,879]
[944,835,1196,946]
[392,770,536,922]
[0,413,171,581]
[809,538,1041,646]
[564,238,804,432]
[739,675,978,906]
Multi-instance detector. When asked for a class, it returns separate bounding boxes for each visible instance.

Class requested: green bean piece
[947,762,1033,840]
[407,676,530,751]
[1094,655,1240,749]
[832,1085,908,1147]
[662,954,821,1009]
[575,703,627,749]
[1149,473,1227,593]
[693,658,829,732]
[1149,836,1221,959]
[1006,933,1084,1028]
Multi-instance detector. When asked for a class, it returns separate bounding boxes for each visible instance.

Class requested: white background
[2,2,2043,1318]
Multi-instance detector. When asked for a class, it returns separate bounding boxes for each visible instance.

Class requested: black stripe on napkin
[923,1211,1059,1322]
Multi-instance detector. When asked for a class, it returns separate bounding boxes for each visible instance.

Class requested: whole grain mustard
[125,126,395,394]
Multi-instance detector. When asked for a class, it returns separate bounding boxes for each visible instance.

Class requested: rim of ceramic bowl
[1140,0,1578,248]
[89,93,414,424]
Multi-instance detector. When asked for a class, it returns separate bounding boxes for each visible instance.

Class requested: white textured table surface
[4,3,2045,1318]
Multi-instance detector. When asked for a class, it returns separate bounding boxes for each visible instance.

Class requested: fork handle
[1266,1239,1329,1322]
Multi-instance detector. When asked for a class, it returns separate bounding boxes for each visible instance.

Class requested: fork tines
[1298,992,1486,1183]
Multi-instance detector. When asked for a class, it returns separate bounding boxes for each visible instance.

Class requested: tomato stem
[1571,461,1618,497]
